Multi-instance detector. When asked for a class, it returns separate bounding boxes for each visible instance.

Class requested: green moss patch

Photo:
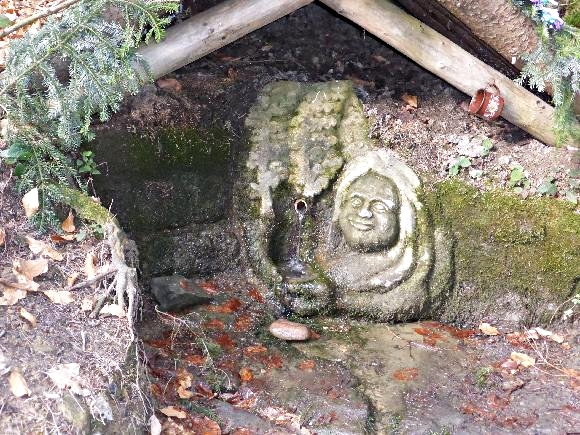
[425,180,580,324]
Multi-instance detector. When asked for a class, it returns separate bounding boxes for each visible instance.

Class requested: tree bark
[429,0,538,69]
[395,0,520,79]
[320,0,578,147]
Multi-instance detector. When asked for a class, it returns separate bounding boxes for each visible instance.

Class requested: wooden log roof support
[137,0,579,146]
[137,0,314,79]
[320,0,579,147]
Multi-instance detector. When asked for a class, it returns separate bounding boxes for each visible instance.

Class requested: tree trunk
[394,0,521,79]
[429,0,538,69]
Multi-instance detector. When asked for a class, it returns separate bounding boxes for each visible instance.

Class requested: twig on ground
[67,269,116,291]
[385,324,444,353]
[0,0,81,39]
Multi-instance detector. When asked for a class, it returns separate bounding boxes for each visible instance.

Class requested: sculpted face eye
[350,196,363,208]
[371,199,395,214]
[371,201,387,213]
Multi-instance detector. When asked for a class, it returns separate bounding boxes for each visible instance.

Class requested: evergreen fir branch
[0,0,178,227]
[511,1,580,145]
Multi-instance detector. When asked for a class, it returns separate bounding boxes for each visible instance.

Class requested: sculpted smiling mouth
[348,218,374,231]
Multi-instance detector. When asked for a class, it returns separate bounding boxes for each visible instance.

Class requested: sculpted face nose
[358,206,372,218]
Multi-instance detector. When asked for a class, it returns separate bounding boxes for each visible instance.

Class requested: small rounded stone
[268,319,311,341]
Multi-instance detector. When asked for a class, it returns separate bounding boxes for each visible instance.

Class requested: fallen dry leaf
[550,333,565,344]
[510,351,536,368]
[19,307,37,327]
[80,297,95,311]
[176,368,193,399]
[248,288,264,303]
[12,258,47,290]
[298,359,316,371]
[84,252,97,279]
[22,187,39,218]
[195,382,216,399]
[0,287,27,305]
[393,367,419,381]
[534,327,552,337]
[208,297,243,313]
[9,369,31,397]
[0,227,5,246]
[243,344,268,356]
[100,303,125,317]
[401,93,418,108]
[150,415,162,435]
[524,329,540,340]
[184,354,206,365]
[239,367,253,383]
[50,233,76,243]
[156,77,182,93]
[66,272,79,287]
[161,415,221,435]
[257,406,312,433]
[479,322,499,336]
[501,358,519,371]
[46,363,88,396]
[159,406,187,419]
[43,290,74,305]
[25,236,63,261]
[61,210,76,233]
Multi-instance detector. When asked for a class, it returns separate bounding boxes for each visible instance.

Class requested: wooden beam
[320,0,578,147]
[137,0,314,80]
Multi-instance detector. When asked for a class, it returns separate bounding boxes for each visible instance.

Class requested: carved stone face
[338,172,400,252]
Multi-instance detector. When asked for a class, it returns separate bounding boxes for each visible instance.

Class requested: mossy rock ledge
[426,180,580,326]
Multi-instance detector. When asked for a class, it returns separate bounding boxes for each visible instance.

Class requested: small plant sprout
[508,164,530,193]
[76,150,101,175]
[480,138,493,157]
[538,176,558,196]
[475,366,493,388]
[449,155,471,176]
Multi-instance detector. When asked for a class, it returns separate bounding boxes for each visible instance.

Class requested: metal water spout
[294,198,308,223]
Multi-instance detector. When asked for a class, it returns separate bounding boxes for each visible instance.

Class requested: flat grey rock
[150,275,213,312]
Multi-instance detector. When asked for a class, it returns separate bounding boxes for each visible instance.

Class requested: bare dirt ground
[0,2,579,434]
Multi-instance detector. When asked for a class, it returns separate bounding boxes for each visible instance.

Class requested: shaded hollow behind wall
[91,127,241,279]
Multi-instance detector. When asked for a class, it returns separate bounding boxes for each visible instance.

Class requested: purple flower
[540,7,564,30]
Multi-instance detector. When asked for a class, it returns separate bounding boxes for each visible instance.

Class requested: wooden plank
[320,0,578,146]
[137,0,314,80]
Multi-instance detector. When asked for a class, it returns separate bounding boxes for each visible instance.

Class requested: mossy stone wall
[425,180,580,325]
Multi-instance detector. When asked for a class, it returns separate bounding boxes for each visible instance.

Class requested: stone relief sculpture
[239,80,452,322]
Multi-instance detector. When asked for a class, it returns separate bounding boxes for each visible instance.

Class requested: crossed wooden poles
[137,0,579,147]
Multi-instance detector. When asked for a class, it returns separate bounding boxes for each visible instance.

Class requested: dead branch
[0,0,81,39]
[66,268,117,291]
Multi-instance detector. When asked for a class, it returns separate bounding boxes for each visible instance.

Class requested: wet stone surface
[140,274,371,434]
[140,273,580,434]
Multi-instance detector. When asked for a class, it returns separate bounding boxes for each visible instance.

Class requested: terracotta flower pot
[468,85,504,121]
